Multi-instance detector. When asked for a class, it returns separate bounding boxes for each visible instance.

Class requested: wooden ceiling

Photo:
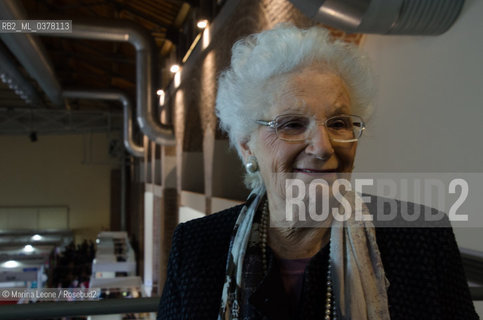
[18,0,191,108]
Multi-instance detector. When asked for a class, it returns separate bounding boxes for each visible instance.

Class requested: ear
[238,138,253,163]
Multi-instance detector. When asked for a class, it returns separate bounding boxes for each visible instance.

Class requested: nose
[305,125,334,159]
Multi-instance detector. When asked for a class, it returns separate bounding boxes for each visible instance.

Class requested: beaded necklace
[260,200,336,320]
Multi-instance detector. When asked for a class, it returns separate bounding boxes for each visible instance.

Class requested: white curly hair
[215,23,374,190]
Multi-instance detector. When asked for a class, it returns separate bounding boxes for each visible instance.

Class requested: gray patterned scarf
[218,187,391,320]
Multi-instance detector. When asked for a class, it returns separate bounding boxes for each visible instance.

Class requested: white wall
[357,0,483,314]
[0,133,120,242]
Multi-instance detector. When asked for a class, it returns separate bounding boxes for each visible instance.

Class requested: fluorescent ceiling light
[197,20,208,29]
[170,64,180,73]
[32,234,42,241]
[2,260,20,268]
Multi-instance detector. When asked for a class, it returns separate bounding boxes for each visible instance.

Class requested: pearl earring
[245,156,258,173]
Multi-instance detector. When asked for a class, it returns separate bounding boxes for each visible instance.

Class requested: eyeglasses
[255,114,365,143]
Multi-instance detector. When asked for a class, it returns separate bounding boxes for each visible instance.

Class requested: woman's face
[246,67,358,208]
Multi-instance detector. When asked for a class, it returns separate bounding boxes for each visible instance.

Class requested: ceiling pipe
[0,45,43,107]
[289,0,465,35]
[62,90,145,158]
[46,19,175,145]
[62,91,138,233]
[0,0,174,145]
[64,91,142,235]
[0,0,63,106]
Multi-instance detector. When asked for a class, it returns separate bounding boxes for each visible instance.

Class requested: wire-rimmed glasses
[255,114,365,143]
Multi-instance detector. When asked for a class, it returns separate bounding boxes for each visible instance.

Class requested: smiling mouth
[292,168,340,180]
[293,168,337,174]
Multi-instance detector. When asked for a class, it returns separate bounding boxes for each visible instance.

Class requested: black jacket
[158,197,478,320]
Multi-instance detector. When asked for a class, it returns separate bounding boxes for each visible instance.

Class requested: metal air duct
[63,89,145,232]
[289,0,465,35]
[0,0,63,106]
[0,45,43,106]
[62,90,145,158]
[0,0,175,145]
[49,19,175,145]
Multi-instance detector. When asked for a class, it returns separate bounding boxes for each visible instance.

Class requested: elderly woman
[158,25,477,319]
